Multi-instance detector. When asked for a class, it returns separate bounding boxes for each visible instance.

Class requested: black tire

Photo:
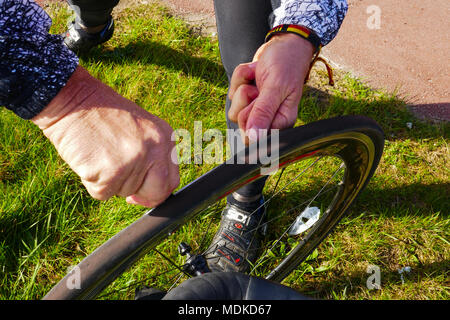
[44,115,384,299]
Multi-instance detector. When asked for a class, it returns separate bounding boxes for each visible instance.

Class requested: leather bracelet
[265,24,322,52]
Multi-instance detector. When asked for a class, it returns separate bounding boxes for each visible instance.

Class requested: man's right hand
[32,66,179,208]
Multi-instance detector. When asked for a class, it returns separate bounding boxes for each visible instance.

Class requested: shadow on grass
[269,178,448,220]
[77,36,447,141]
[356,182,449,217]
[83,40,228,88]
[300,86,449,141]
[0,173,98,274]
[83,40,448,141]
[298,259,449,298]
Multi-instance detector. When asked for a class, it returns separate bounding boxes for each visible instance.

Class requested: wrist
[266,24,321,53]
[266,32,334,86]
[31,66,98,130]
[267,33,314,60]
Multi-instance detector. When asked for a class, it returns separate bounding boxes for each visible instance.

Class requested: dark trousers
[68,0,280,198]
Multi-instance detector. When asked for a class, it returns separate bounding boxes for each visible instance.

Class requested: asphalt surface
[158,0,450,122]
[321,0,449,122]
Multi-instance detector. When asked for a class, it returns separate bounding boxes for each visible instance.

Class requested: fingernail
[126,197,139,205]
[248,61,257,69]
[246,126,259,142]
[127,195,150,207]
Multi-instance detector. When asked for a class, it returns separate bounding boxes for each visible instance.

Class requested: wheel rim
[100,132,376,298]
[44,117,382,300]
[199,131,376,282]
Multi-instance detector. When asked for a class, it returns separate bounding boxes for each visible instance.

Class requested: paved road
[158,0,449,122]
[321,0,449,122]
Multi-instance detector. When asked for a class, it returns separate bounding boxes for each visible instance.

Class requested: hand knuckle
[87,184,110,201]
[254,108,274,123]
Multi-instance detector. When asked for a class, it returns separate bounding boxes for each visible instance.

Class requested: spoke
[201,156,323,259]
[95,265,180,299]
[153,248,191,278]
[248,156,323,220]
[246,167,286,254]
[270,167,286,198]
[168,272,185,292]
[249,162,345,274]
[96,243,201,299]
[244,157,322,262]
[244,184,340,236]
[304,162,345,209]
[198,201,222,252]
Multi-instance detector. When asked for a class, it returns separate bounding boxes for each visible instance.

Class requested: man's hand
[228,33,314,142]
[32,66,179,208]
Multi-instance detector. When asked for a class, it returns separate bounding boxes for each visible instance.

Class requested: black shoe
[205,196,266,273]
[62,17,114,54]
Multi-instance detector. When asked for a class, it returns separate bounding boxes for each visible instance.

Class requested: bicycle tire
[43,115,384,299]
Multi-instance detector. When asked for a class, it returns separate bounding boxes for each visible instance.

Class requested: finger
[228,84,259,123]
[126,194,150,207]
[228,62,257,100]
[270,103,299,130]
[127,160,177,208]
[117,140,178,199]
[167,149,180,191]
[116,164,147,198]
[245,88,281,139]
[237,103,254,145]
[127,163,169,207]
[82,179,115,201]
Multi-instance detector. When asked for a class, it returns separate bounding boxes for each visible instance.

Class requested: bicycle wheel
[43,115,384,299]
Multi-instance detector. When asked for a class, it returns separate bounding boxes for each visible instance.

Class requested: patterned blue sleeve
[0,0,79,119]
[272,0,348,46]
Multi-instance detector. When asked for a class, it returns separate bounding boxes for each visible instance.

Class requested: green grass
[0,3,448,300]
